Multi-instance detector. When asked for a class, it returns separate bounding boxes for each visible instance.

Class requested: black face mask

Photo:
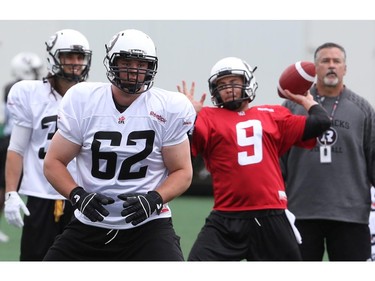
[118,81,143,94]
[222,100,243,110]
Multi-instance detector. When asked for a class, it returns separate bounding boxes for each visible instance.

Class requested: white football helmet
[208,57,258,110]
[11,52,43,80]
[104,29,158,94]
[45,29,92,82]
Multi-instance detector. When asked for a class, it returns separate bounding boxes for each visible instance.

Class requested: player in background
[4,29,92,260]
[280,42,375,261]
[370,186,375,261]
[0,52,43,243]
[42,29,196,261]
[176,56,330,261]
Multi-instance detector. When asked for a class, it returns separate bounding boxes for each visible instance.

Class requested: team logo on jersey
[150,111,166,123]
[118,115,125,124]
[278,190,287,201]
[183,118,192,126]
[257,107,274,112]
[317,127,338,146]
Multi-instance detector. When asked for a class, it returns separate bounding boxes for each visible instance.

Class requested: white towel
[285,209,302,244]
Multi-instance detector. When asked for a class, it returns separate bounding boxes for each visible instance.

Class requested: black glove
[70,186,114,222]
[118,191,163,226]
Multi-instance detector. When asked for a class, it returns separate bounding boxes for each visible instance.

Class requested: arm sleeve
[302,104,331,140]
[7,124,32,156]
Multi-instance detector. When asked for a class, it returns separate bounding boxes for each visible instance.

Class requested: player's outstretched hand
[4,191,30,228]
[177,80,206,113]
[69,186,114,222]
[118,191,163,226]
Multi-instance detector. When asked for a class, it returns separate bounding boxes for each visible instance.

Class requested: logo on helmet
[46,34,58,52]
[106,33,120,53]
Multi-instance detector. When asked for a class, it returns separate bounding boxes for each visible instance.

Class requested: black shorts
[295,219,372,261]
[20,196,74,261]
[43,217,184,261]
[188,209,302,261]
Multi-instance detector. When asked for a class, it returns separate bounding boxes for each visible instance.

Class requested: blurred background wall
[1,20,375,121]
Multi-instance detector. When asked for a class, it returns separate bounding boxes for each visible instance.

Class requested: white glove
[4,191,30,228]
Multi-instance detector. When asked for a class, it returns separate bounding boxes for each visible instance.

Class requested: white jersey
[58,82,196,229]
[7,80,77,200]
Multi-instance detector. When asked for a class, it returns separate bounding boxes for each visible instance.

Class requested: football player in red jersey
[177,56,330,261]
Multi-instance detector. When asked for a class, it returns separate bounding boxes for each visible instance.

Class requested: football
[277,61,316,98]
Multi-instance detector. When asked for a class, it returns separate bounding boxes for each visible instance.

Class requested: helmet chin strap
[56,66,86,82]
[119,82,144,94]
[61,73,82,83]
[222,89,245,110]
[223,100,243,110]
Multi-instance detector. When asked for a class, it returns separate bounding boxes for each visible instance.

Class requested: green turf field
[0,195,214,261]
[0,195,330,261]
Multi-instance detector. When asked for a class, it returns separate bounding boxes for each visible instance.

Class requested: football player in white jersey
[0,52,43,243]
[42,29,196,261]
[4,29,92,260]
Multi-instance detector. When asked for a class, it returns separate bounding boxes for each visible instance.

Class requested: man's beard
[323,76,339,87]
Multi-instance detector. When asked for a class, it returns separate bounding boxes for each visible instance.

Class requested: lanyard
[316,93,341,121]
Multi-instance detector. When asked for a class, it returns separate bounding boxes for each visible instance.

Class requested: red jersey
[192,105,315,211]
